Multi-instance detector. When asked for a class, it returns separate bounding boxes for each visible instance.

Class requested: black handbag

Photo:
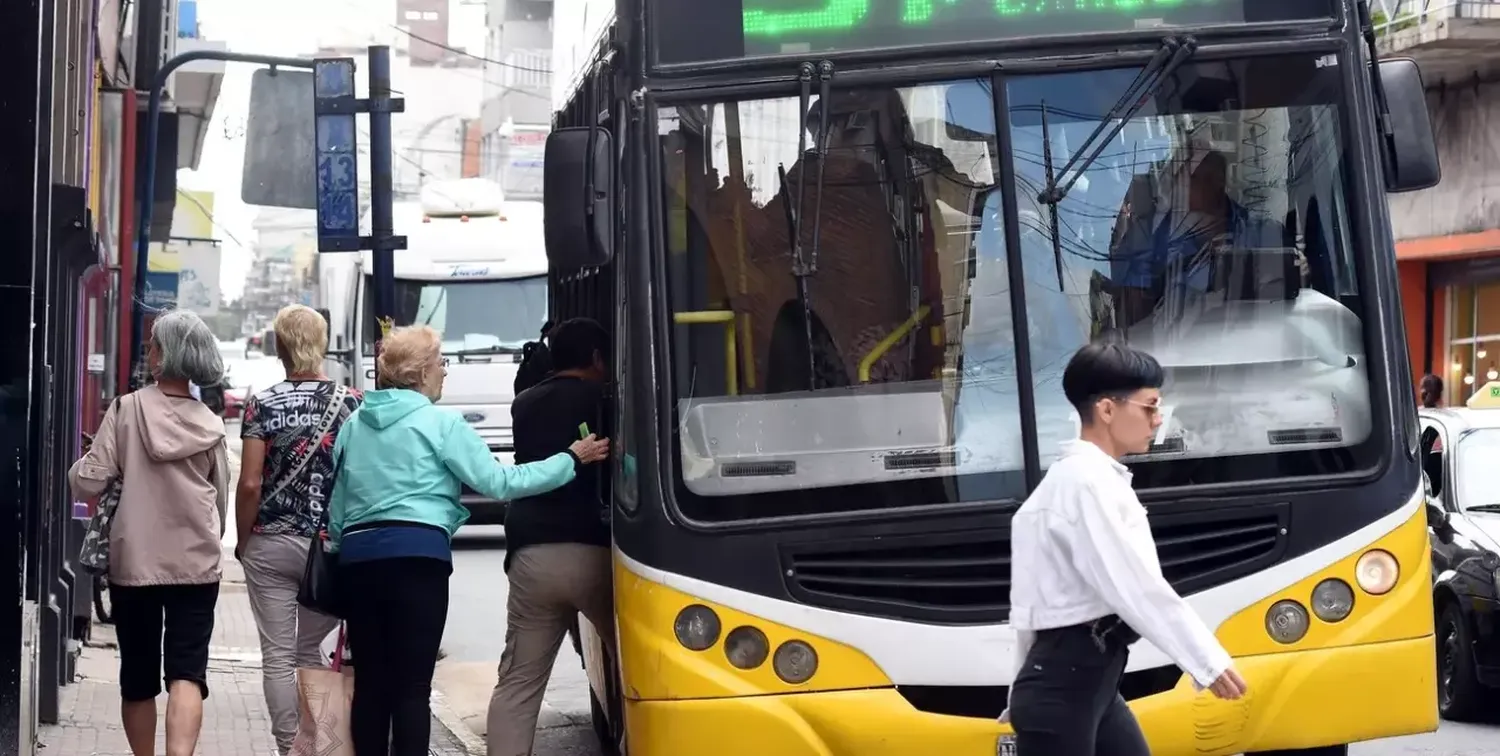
[298,445,346,617]
[297,531,342,617]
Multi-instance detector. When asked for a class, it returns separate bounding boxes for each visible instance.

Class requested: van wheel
[1437,601,1485,721]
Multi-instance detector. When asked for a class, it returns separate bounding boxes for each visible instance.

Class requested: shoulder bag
[295,386,353,618]
[78,395,130,576]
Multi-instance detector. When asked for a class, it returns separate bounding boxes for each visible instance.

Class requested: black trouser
[1009,616,1150,756]
[111,581,220,702]
[342,556,451,756]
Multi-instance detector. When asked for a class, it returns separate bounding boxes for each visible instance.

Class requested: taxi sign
[1466,381,1500,409]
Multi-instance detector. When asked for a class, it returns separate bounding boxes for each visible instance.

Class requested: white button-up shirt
[1009,439,1231,690]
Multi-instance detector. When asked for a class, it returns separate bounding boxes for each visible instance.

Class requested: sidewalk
[38,551,474,756]
[39,430,475,755]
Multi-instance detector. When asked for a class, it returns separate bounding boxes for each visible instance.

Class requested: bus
[544,1,1443,754]
[321,178,548,523]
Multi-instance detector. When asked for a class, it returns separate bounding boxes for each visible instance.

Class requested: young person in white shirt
[1003,341,1248,755]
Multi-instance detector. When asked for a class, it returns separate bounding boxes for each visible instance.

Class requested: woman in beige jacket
[69,310,230,756]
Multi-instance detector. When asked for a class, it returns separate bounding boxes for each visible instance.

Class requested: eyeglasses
[1123,399,1164,417]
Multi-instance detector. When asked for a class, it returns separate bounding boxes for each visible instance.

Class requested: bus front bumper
[623,634,1437,756]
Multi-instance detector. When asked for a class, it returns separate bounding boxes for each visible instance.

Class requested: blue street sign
[314,57,360,252]
[143,271,179,311]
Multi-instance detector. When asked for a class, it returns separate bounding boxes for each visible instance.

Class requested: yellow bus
[541,0,1444,753]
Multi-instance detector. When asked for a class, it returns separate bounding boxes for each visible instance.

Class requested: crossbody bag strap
[262,384,350,506]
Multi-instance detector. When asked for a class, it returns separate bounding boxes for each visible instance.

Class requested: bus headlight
[1310,578,1355,622]
[772,640,819,684]
[1265,600,1310,644]
[1355,549,1399,595]
[673,605,721,651]
[724,626,770,670]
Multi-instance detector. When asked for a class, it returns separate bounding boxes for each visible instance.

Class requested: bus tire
[1436,601,1484,721]
[589,687,622,756]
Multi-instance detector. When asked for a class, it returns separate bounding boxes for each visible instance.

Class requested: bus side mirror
[544,127,615,269]
[316,307,333,351]
[1378,58,1440,193]
[1426,500,1449,530]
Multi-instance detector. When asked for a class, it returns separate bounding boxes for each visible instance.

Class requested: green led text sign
[745,0,1230,39]
[650,0,1333,64]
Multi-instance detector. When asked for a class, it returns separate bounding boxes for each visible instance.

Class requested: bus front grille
[779,506,1287,624]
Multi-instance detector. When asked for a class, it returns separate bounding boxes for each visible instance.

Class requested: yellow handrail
[858,305,931,383]
[673,310,739,396]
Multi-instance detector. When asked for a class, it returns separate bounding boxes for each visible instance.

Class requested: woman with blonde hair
[69,309,230,756]
[235,304,363,754]
[328,325,609,755]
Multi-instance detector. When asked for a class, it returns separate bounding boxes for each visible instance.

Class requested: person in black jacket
[485,317,613,756]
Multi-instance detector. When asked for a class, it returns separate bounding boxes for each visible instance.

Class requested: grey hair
[152,310,225,386]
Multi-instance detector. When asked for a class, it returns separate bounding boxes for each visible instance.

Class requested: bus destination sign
[652,0,1335,65]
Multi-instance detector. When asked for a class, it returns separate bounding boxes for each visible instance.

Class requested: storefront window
[1448,281,1500,404]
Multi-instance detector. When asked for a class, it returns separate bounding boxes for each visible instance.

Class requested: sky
[178,0,397,301]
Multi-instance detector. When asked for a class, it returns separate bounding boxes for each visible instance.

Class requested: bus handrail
[673,310,739,396]
[858,305,931,383]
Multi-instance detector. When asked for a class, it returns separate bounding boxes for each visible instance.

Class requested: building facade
[1381,0,1500,405]
[478,0,552,200]
[1,0,222,748]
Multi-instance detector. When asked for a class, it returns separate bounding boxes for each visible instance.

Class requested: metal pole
[367,45,398,365]
[129,50,316,387]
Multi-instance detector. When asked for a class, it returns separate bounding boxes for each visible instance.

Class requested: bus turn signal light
[772,640,819,684]
[1355,549,1399,595]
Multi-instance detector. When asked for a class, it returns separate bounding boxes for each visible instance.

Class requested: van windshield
[362,275,548,353]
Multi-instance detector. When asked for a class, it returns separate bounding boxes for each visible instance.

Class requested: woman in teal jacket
[328,325,608,756]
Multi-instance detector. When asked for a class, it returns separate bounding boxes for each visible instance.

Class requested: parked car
[1418,406,1500,721]
[223,386,248,421]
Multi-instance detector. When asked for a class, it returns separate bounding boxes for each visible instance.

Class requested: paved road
[440,530,1500,756]
[440,526,604,756]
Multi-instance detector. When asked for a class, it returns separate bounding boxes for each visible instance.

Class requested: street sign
[1467,381,1500,409]
[313,57,360,252]
[142,271,179,311]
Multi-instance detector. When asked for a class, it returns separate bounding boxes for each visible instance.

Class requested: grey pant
[241,533,342,755]
[486,543,615,756]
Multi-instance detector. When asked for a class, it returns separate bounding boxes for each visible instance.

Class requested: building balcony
[1376,0,1500,83]
[171,36,227,170]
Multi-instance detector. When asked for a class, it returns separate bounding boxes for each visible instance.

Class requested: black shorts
[110,582,220,702]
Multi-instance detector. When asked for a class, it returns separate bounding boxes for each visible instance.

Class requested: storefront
[1397,230,1500,407]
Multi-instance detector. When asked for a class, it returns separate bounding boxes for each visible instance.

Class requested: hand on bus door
[570,434,611,464]
[1208,667,1248,700]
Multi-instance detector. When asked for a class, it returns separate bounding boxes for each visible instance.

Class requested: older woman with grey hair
[69,309,231,756]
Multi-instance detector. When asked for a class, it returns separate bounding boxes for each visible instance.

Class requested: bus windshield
[658,52,1377,521]
[362,275,548,354]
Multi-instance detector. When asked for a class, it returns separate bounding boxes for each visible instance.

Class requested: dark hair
[548,317,609,372]
[1420,373,1443,407]
[1062,341,1165,423]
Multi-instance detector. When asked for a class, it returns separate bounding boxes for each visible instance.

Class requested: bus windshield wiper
[1464,504,1500,514]
[776,60,834,390]
[1036,36,1198,288]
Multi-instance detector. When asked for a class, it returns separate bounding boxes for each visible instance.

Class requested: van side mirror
[1377,58,1440,193]
[544,127,614,269]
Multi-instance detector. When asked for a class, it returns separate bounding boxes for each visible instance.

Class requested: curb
[430,688,487,756]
